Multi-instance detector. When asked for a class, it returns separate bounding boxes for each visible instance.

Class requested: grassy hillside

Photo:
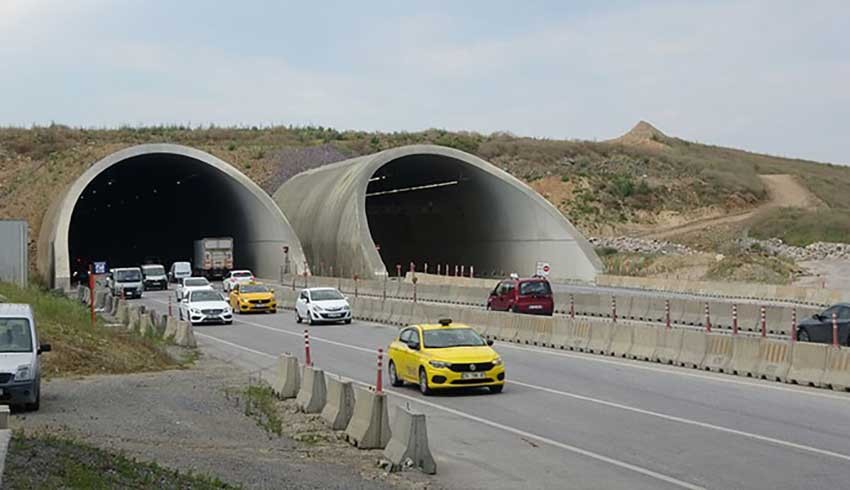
[1,122,849,260]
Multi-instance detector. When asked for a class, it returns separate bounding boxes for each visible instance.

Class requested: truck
[193,237,234,280]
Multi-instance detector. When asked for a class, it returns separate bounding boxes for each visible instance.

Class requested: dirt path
[640,174,822,240]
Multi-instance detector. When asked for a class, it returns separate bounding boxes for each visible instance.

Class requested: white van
[169,261,192,283]
[0,303,51,411]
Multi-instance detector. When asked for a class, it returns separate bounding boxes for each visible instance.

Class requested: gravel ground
[10,356,437,490]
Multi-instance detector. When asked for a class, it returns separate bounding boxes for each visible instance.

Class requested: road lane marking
[193,330,703,490]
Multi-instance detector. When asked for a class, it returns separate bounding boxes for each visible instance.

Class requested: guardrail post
[376,348,384,394]
[760,306,767,337]
[732,304,738,335]
[304,329,312,366]
[833,312,839,348]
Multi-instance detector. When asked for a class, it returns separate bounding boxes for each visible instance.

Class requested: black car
[797,303,850,345]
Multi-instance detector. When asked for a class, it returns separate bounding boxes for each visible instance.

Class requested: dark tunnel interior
[68,154,252,279]
[365,155,503,277]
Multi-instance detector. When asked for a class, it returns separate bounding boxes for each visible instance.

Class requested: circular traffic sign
[543,264,550,273]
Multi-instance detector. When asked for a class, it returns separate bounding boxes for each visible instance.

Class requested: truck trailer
[193,237,234,280]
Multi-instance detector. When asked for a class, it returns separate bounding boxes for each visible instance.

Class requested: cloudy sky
[1,0,848,163]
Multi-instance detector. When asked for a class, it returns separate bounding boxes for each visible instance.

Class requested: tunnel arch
[38,144,307,289]
[273,145,602,281]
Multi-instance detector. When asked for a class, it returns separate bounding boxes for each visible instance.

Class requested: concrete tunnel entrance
[39,144,306,289]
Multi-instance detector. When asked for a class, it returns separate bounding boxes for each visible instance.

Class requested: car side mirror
[305,298,310,303]
[38,343,52,354]
[486,339,494,346]
[814,314,823,321]
[408,341,420,350]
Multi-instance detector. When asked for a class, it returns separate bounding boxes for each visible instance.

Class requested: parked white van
[0,304,51,411]
[169,261,192,284]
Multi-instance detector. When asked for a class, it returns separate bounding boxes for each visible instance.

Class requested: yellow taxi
[228,283,277,314]
[387,319,505,395]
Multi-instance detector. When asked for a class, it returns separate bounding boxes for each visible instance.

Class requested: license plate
[328,313,342,318]
[461,372,485,380]
[529,305,542,310]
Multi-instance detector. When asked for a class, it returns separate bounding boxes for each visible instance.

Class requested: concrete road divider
[549,318,574,349]
[606,324,633,357]
[0,405,8,429]
[382,407,437,475]
[822,347,850,392]
[565,319,592,352]
[173,320,197,348]
[585,320,613,355]
[115,299,129,325]
[296,365,327,413]
[786,342,829,387]
[515,316,536,345]
[655,328,684,364]
[627,324,658,361]
[675,330,708,368]
[345,386,391,449]
[127,306,142,332]
[268,353,300,399]
[498,314,520,343]
[152,312,166,336]
[110,296,120,316]
[629,297,651,321]
[533,317,554,347]
[728,336,761,377]
[756,339,792,382]
[94,289,108,310]
[700,334,733,372]
[163,316,178,340]
[321,375,355,430]
[138,312,154,336]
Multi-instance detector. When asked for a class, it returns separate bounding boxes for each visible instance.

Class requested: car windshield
[115,270,141,282]
[241,285,269,293]
[423,328,486,348]
[142,265,165,276]
[520,281,551,296]
[233,272,252,278]
[311,289,344,301]
[184,278,209,287]
[190,290,222,302]
[0,318,33,353]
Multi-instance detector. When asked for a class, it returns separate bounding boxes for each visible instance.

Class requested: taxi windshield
[423,328,485,348]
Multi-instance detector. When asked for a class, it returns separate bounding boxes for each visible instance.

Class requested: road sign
[282,245,289,254]
[93,261,107,274]
[536,261,550,277]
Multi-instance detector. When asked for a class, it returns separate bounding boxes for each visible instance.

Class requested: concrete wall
[273,145,602,282]
[0,220,28,287]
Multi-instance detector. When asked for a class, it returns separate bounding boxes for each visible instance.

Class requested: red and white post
[704,302,711,333]
[732,304,738,336]
[168,295,173,318]
[424,263,428,275]
[790,307,797,343]
[460,265,465,277]
[569,294,575,320]
[304,329,312,366]
[833,312,839,348]
[436,264,441,275]
[396,264,402,278]
[88,265,95,328]
[454,265,459,276]
[665,299,671,329]
[611,296,617,323]
[469,266,474,278]
[760,306,767,337]
[376,348,384,394]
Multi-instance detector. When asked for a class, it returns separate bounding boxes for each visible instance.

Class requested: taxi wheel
[489,385,504,394]
[388,361,403,387]
[418,368,432,396]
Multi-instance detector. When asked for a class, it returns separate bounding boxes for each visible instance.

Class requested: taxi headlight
[492,357,503,366]
[429,360,450,369]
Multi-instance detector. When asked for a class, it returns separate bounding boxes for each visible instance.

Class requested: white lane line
[496,343,850,403]
[193,329,703,490]
[510,380,850,463]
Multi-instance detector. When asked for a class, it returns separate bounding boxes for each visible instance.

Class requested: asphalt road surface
[139,288,850,490]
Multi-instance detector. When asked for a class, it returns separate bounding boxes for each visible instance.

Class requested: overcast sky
[1,0,847,163]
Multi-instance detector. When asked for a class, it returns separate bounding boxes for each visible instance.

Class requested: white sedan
[295,287,352,325]
[176,277,212,301]
[179,289,233,325]
[223,270,254,292]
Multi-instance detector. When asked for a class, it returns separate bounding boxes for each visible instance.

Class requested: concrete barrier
[533,317,554,347]
[515,316,537,345]
[756,339,792,382]
[627,324,658,361]
[566,319,592,352]
[606,324,633,357]
[0,405,8,429]
[138,312,154,336]
[676,330,708,368]
[655,328,684,364]
[822,347,850,392]
[94,289,108,309]
[151,312,165,336]
[699,334,733,372]
[116,299,129,325]
[345,386,391,449]
[127,306,142,332]
[163,315,179,340]
[321,375,355,429]
[629,297,651,321]
[110,296,120,316]
[585,320,613,355]
[296,365,327,413]
[786,342,829,387]
[382,407,437,474]
[498,314,520,343]
[728,336,761,377]
[268,354,300,399]
[174,320,197,348]
[549,318,574,349]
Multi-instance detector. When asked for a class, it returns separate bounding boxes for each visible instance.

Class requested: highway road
[139,288,850,490]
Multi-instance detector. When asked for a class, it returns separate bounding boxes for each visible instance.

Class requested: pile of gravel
[738,238,850,261]
[590,236,696,255]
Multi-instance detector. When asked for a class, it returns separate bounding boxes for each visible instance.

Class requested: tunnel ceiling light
[366,180,459,198]
[368,175,388,182]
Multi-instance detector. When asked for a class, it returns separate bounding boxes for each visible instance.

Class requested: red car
[487,276,554,316]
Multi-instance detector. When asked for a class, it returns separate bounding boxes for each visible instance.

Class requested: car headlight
[492,357,503,366]
[225,307,232,314]
[15,364,33,381]
[312,304,324,312]
[429,360,451,369]
[189,308,200,315]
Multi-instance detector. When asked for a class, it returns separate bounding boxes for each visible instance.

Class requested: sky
[1,0,848,164]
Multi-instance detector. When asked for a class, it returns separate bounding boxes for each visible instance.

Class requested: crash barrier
[163,316,179,340]
[628,324,658,361]
[110,296,120,316]
[322,375,355,430]
[654,328,684,364]
[267,353,300,399]
[383,407,437,474]
[606,324,633,357]
[756,339,792,382]
[138,312,154,336]
[700,334,733,373]
[127,306,142,332]
[728,336,761,377]
[173,319,197,348]
[675,330,708,368]
[585,320,614,355]
[786,342,829,387]
[296,365,327,413]
[823,347,850,392]
[94,289,108,310]
[0,406,8,430]
[345,386,391,449]
[102,292,114,314]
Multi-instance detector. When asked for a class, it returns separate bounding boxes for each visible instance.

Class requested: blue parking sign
[94,261,107,274]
